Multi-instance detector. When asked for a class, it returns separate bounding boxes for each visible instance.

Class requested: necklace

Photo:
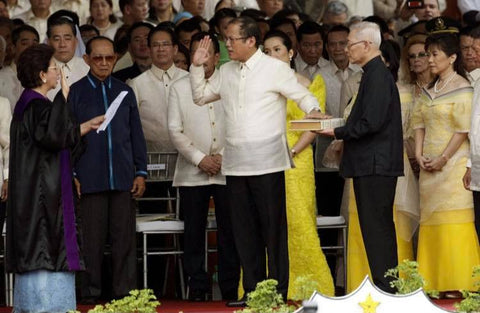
[434,71,456,93]
[416,80,427,89]
[93,21,111,32]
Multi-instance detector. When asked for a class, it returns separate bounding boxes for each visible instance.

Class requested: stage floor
[0,299,459,312]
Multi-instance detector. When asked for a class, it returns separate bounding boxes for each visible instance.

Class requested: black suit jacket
[334,56,404,178]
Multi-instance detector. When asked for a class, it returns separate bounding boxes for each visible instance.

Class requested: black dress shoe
[189,289,207,302]
[226,297,247,307]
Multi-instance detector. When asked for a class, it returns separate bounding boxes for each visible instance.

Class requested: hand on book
[305,111,331,120]
[316,128,335,137]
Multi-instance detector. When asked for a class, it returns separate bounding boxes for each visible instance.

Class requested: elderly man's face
[15,30,39,61]
[473,38,480,67]
[327,30,348,65]
[345,29,368,65]
[461,35,478,73]
[84,39,117,81]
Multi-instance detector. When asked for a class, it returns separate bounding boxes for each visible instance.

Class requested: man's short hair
[240,9,267,21]
[86,36,115,55]
[127,22,154,43]
[12,24,40,45]
[350,21,382,48]
[79,24,100,36]
[327,24,349,37]
[471,25,480,40]
[47,17,77,38]
[190,31,220,53]
[175,18,202,36]
[148,24,179,47]
[269,17,296,34]
[228,16,262,48]
[119,0,134,13]
[296,21,325,42]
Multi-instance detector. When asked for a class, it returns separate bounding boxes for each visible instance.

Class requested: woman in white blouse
[88,0,122,40]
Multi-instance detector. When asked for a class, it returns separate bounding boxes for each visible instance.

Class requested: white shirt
[102,21,124,41]
[7,0,30,18]
[469,78,480,190]
[0,64,22,111]
[458,0,480,14]
[14,9,50,42]
[0,97,10,190]
[168,71,226,187]
[190,49,319,176]
[468,68,480,86]
[47,56,90,101]
[295,54,329,81]
[319,60,362,118]
[51,0,89,24]
[113,51,133,72]
[341,0,373,17]
[129,63,188,152]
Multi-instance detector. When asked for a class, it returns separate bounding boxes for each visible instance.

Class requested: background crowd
[1,0,480,312]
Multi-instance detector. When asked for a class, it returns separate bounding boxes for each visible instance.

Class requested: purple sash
[15,89,81,271]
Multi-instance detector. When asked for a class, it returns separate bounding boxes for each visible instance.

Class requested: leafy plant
[384,259,439,298]
[290,275,321,301]
[68,289,160,313]
[235,279,295,313]
[455,266,480,313]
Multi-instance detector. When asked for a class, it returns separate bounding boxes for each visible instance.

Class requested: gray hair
[325,0,348,15]
[350,21,381,49]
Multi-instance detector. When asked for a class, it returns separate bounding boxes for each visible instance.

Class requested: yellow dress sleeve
[452,90,472,133]
[309,74,326,114]
[411,92,426,130]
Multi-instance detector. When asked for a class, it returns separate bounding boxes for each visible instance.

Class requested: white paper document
[97,90,128,133]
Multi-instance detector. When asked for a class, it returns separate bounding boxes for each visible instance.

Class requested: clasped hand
[198,154,222,176]
[416,155,447,172]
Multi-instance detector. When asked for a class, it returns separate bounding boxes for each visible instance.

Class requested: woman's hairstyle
[425,33,467,88]
[400,34,427,84]
[263,29,294,68]
[17,44,54,89]
[148,0,177,21]
[89,0,117,24]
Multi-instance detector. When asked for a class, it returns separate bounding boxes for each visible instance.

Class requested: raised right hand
[192,36,211,66]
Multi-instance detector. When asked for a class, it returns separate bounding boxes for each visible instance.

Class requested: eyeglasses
[225,36,247,43]
[408,52,430,59]
[48,66,58,72]
[300,41,323,50]
[346,40,371,50]
[90,55,116,63]
[151,41,173,48]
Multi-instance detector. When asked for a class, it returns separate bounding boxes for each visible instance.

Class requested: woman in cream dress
[412,33,480,292]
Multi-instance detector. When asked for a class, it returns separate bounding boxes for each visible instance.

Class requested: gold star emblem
[358,294,380,313]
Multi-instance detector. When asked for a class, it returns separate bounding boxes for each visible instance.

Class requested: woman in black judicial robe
[6,44,103,313]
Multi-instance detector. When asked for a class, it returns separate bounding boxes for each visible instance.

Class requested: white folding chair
[136,152,185,299]
[316,215,347,289]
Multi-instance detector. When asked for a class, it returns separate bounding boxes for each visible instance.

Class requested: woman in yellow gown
[263,30,334,298]
[343,40,420,293]
[412,33,480,292]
